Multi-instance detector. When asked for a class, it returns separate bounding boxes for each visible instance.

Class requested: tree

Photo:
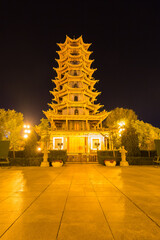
[24,131,40,157]
[0,109,24,157]
[0,109,6,140]
[133,120,160,150]
[104,107,138,128]
[121,125,140,156]
[34,118,51,151]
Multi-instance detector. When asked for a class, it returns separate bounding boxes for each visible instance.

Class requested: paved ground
[0,164,160,240]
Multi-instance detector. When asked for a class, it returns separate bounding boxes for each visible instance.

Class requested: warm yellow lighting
[90,136,103,150]
[27,125,30,129]
[118,121,126,127]
[24,129,31,134]
[53,137,64,149]
[24,134,28,139]
[119,128,125,133]
[37,147,41,151]
[24,125,27,128]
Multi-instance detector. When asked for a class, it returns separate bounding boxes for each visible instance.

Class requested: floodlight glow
[37,147,41,151]
[24,134,28,139]
[118,121,125,127]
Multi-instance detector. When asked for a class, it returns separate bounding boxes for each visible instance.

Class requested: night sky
[1,1,160,127]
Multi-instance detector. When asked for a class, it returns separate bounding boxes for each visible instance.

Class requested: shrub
[10,157,43,166]
[9,151,25,158]
[48,150,67,164]
[127,157,154,165]
[97,150,121,165]
[97,150,154,166]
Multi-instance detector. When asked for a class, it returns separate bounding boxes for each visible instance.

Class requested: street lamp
[23,124,31,139]
[118,121,126,137]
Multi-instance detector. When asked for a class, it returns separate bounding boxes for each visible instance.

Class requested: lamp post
[23,124,31,139]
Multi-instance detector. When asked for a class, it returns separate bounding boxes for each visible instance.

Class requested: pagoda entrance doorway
[68,136,85,154]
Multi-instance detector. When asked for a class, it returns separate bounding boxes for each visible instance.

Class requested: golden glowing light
[24,134,28,139]
[118,121,126,127]
[37,147,41,151]
[118,121,126,137]
[23,124,31,136]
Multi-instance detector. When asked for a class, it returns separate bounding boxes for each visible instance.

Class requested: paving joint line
[56,173,74,240]
[88,168,116,240]
[94,165,160,229]
[0,168,66,239]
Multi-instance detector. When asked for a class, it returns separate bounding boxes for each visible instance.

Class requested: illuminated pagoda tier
[44,36,112,159]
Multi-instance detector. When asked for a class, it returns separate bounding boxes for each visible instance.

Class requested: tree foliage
[24,131,40,157]
[34,118,51,150]
[121,125,140,156]
[0,109,24,155]
[104,107,138,128]
[133,120,160,150]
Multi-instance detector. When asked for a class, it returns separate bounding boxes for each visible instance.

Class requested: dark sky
[1,1,160,127]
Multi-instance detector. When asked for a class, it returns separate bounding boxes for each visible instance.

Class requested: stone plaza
[0,164,160,239]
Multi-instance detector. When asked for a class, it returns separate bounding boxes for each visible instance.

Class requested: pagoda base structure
[50,129,113,162]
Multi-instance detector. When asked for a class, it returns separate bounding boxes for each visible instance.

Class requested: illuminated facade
[44,36,112,161]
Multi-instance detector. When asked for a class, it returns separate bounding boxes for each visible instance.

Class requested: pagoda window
[89,97,92,102]
[73,83,78,88]
[71,60,79,65]
[60,85,63,90]
[88,86,91,90]
[73,70,78,76]
[74,96,78,101]
[61,74,64,78]
[59,97,63,102]
[89,110,93,115]
[71,51,78,56]
[70,42,78,46]
[58,110,62,115]
[74,109,79,115]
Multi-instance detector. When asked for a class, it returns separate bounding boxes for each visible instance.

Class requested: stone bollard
[119,146,129,166]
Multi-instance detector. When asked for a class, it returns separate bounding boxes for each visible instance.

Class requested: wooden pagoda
[44,36,112,160]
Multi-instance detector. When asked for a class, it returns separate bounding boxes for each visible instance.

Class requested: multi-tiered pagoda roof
[44,36,108,130]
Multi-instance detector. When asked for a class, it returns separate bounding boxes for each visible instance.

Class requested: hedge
[97,150,121,165]
[48,150,67,164]
[127,157,154,165]
[97,150,155,165]
[9,157,43,166]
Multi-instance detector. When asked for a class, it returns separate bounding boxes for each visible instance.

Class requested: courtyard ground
[0,164,160,240]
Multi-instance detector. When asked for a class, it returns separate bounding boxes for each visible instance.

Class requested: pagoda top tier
[57,35,91,51]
